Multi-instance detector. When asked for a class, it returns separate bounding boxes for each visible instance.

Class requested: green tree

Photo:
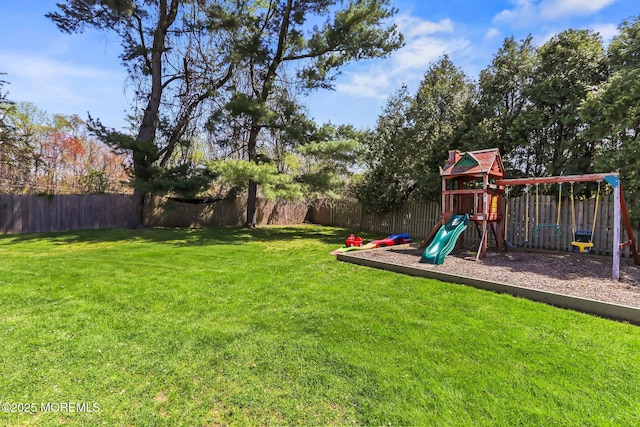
[209,122,365,201]
[355,85,415,212]
[582,16,640,221]
[411,56,474,200]
[357,57,473,211]
[0,75,11,135]
[519,29,606,178]
[48,0,239,228]
[0,76,34,192]
[463,36,536,175]
[294,124,365,200]
[220,0,403,227]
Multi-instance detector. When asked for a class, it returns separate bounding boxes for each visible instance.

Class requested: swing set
[504,182,602,253]
[504,183,566,248]
[497,173,639,279]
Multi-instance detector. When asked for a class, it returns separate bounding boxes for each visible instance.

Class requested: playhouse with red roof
[422,148,506,260]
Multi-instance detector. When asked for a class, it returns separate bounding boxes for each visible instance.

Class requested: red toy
[345,234,363,247]
[372,233,412,248]
[332,233,412,255]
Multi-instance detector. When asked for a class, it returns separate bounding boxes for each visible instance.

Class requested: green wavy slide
[420,214,470,265]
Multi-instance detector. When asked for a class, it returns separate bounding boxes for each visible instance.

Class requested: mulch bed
[345,244,640,309]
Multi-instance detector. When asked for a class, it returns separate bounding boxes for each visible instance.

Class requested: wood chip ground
[347,244,640,309]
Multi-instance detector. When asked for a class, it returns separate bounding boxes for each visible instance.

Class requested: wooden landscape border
[337,247,640,326]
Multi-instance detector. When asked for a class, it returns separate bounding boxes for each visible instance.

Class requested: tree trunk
[127,186,146,229]
[242,1,292,228]
[246,179,257,228]
[124,0,177,230]
[245,126,260,228]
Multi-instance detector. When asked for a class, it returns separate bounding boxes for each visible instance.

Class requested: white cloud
[0,51,128,127]
[2,52,116,82]
[590,22,620,42]
[493,0,538,27]
[540,0,617,19]
[393,37,468,71]
[494,0,618,27]
[485,27,502,40]
[395,16,454,39]
[334,15,469,100]
[335,72,391,99]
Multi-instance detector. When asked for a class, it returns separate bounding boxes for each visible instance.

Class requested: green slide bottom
[420,214,470,265]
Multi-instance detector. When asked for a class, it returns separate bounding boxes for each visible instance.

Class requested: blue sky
[1,0,637,131]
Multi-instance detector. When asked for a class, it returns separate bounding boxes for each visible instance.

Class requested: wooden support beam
[493,221,504,252]
[442,189,487,195]
[476,226,487,262]
[621,240,634,249]
[489,222,499,249]
[497,173,619,187]
[441,177,446,216]
[420,218,444,249]
[619,184,640,265]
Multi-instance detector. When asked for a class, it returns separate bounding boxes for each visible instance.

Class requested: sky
[0,0,638,132]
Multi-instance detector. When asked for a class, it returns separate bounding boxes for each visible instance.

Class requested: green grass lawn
[1,225,639,426]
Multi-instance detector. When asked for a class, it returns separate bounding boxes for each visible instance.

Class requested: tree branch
[159,63,236,166]
[261,0,293,101]
[133,13,152,73]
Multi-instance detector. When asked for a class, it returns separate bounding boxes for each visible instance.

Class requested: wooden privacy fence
[309,199,442,242]
[3,192,632,257]
[310,196,639,258]
[0,194,132,234]
[144,196,308,228]
[0,194,309,234]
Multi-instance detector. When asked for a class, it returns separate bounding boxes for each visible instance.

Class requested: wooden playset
[421,148,639,279]
[421,148,506,261]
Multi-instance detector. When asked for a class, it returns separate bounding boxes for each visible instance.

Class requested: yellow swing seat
[570,181,601,255]
[571,241,594,253]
